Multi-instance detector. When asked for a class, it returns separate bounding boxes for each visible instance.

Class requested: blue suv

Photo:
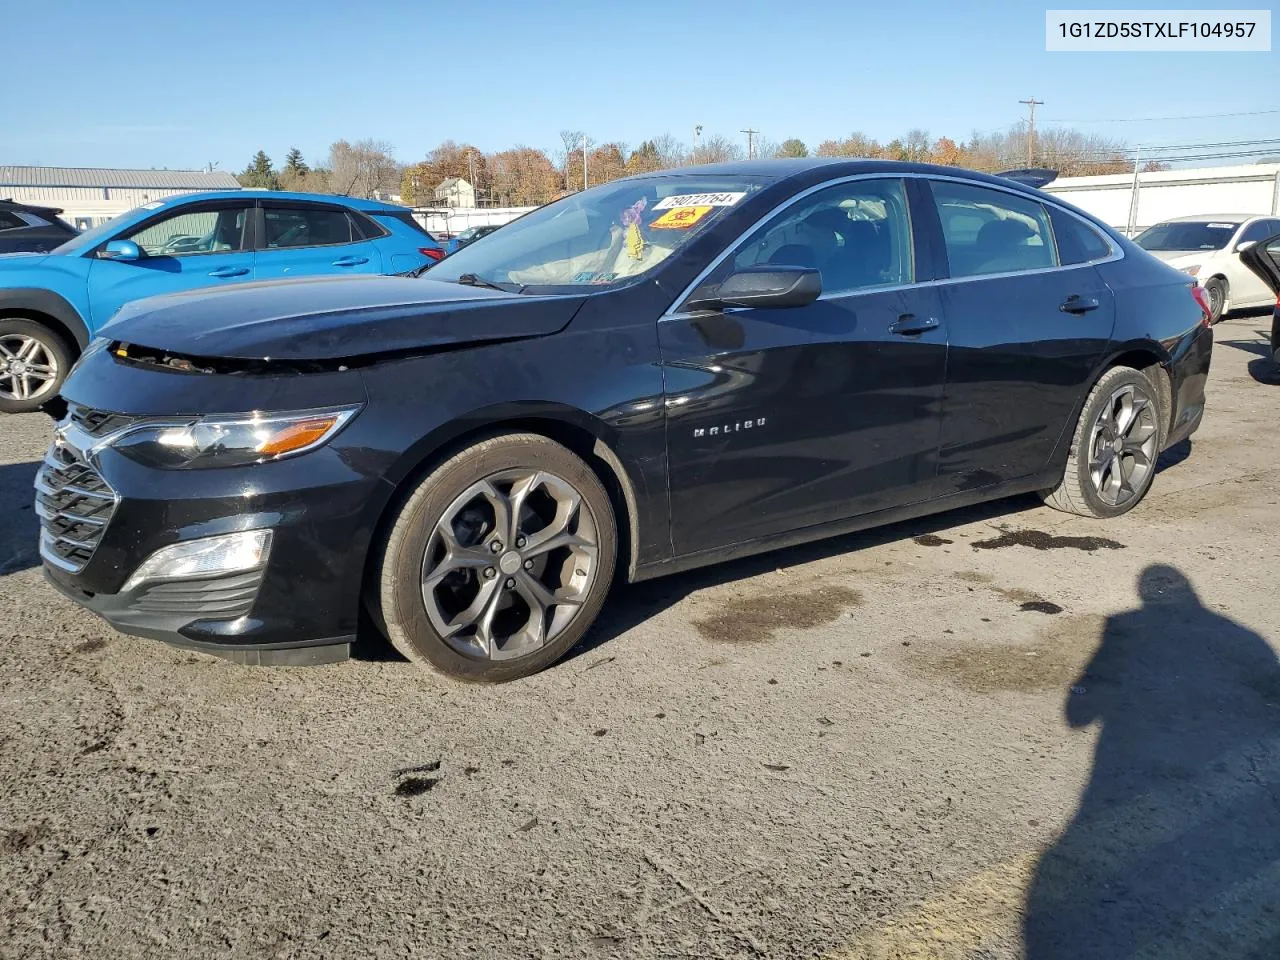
[0,191,443,412]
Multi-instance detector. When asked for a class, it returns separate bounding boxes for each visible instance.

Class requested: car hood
[100,275,588,362]
[1146,250,1214,266]
[0,252,50,267]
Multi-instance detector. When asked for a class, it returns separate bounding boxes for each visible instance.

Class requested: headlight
[1183,265,1201,277]
[112,405,360,469]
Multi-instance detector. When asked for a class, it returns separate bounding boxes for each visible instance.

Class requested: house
[433,177,476,209]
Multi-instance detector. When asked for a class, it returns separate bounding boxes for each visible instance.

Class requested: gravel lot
[2,316,1278,960]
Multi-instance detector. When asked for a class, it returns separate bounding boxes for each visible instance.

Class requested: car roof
[625,157,1057,196]
[1158,214,1261,223]
[151,190,410,212]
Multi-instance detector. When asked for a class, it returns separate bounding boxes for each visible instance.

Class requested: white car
[1134,214,1280,322]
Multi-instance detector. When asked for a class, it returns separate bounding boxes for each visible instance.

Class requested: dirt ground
[1,315,1277,960]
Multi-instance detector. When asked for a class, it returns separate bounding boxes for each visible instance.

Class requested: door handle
[1060,294,1101,314]
[888,314,940,336]
[331,256,369,267]
[207,266,249,278]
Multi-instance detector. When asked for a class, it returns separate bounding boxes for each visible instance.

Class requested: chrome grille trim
[35,412,120,574]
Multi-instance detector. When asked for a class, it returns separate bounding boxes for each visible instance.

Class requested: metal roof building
[0,166,242,229]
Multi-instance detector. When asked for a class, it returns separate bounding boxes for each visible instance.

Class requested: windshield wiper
[456,273,524,293]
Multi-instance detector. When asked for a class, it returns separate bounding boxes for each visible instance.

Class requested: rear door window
[930,181,1057,278]
[262,207,356,249]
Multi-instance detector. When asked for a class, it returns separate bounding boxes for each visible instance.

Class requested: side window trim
[109,201,253,259]
[663,173,1125,319]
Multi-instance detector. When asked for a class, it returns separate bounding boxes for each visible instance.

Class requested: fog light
[122,530,273,592]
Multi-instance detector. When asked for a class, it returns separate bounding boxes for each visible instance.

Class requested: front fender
[0,286,91,348]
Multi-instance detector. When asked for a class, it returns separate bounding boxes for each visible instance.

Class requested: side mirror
[1236,240,1257,253]
[688,266,822,311]
[101,239,142,261]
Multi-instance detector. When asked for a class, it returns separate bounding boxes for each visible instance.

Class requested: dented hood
[99,275,586,361]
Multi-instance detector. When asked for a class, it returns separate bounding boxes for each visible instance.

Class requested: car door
[659,176,948,556]
[921,178,1116,493]
[1228,219,1280,308]
[253,201,382,280]
[1239,233,1280,360]
[84,201,256,328]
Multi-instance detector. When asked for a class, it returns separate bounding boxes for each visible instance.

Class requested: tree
[328,139,398,198]
[626,140,664,175]
[237,150,278,190]
[931,136,966,167]
[283,148,309,176]
[816,133,881,158]
[402,141,489,205]
[650,133,688,169]
[489,147,561,206]
[691,134,744,165]
[776,138,809,158]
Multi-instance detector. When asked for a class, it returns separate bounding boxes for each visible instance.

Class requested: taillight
[1190,285,1212,327]
[420,247,446,262]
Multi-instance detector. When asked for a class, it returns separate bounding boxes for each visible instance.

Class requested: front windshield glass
[429,176,767,290]
[1135,221,1238,252]
[53,201,164,254]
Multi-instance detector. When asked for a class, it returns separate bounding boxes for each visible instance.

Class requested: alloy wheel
[1087,383,1158,507]
[0,334,59,402]
[420,469,600,661]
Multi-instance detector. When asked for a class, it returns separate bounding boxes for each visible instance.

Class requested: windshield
[1135,220,1238,252]
[52,201,165,254]
[428,176,766,290]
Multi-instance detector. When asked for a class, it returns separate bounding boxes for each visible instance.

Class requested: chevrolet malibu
[38,160,1213,681]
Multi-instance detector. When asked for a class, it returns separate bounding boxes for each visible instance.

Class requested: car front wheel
[375,432,617,682]
[1041,365,1164,518]
[0,318,70,414]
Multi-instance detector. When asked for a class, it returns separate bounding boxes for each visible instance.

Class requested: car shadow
[353,443,1202,667]
[1248,357,1280,385]
[570,492,1044,663]
[0,461,41,576]
[1217,336,1273,359]
[1023,564,1280,958]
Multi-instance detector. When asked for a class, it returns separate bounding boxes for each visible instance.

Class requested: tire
[1041,366,1164,519]
[0,318,71,414]
[1203,276,1227,324]
[375,432,616,682]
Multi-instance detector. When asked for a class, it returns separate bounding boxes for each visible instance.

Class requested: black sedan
[1241,234,1280,363]
[0,200,78,254]
[38,160,1213,681]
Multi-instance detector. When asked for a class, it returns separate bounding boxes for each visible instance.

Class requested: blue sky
[7,0,1276,170]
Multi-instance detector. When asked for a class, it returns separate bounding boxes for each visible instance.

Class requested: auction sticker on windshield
[653,192,746,210]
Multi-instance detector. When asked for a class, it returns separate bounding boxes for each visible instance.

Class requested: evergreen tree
[237,150,279,190]
[284,148,309,176]
[777,138,809,158]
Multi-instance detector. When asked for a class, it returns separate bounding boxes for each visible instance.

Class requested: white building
[0,166,242,230]
[1044,163,1280,236]
[433,177,476,208]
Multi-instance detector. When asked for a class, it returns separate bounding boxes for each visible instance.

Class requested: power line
[1042,107,1280,124]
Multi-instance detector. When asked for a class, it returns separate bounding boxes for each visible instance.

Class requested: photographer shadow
[1024,565,1280,958]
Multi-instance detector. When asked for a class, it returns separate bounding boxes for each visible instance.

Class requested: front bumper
[34,398,393,665]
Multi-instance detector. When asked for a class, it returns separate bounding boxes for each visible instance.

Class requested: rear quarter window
[1049,207,1113,265]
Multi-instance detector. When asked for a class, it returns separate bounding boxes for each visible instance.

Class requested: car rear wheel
[1203,276,1227,324]
[375,433,616,682]
[1041,365,1164,519]
[0,318,70,414]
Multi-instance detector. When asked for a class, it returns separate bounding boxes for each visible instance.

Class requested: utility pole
[581,134,589,190]
[740,128,760,160]
[1018,97,1043,165]
[692,125,703,162]
[1126,145,1142,237]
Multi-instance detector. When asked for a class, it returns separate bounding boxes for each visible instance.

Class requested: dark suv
[0,200,77,254]
[38,160,1213,682]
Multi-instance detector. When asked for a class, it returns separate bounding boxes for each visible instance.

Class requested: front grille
[35,427,118,573]
[68,403,139,439]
